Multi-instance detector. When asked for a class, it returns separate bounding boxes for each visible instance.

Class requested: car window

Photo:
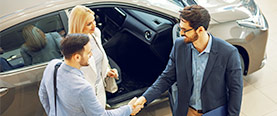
[0,13,65,73]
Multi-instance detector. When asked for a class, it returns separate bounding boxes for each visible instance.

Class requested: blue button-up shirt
[39,59,131,116]
[189,34,212,110]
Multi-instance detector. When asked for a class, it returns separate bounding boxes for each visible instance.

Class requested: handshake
[128,96,147,115]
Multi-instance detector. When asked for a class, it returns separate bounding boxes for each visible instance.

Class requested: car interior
[91,7,177,106]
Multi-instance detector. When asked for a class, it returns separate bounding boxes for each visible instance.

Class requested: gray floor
[136,0,277,116]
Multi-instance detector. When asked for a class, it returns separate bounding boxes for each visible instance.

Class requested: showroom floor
[137,0,277,116]
[240,0,277,115]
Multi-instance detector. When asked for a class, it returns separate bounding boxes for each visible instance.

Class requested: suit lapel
[185,44,192,81]
[202,36,218,87]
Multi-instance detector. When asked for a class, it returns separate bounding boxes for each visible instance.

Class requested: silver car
[0,0,268,115]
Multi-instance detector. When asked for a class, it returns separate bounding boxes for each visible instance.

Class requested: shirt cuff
[128,105,132,114]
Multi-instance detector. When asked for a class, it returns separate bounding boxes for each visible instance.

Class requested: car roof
[0,0,180,32]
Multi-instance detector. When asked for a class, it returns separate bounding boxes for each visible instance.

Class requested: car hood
[193,0,251,22]
[166,0,252,23]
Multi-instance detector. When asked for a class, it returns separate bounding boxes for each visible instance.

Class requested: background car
[0,0,268,115]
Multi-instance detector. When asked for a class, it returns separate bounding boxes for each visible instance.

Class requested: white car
[0,0,268,115]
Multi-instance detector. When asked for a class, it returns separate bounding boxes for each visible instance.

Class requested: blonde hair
[68,5,95,34]
[22,25,47,52]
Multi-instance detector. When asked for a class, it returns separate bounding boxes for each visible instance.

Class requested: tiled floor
[137,0,277,116]
[241,0,277,116]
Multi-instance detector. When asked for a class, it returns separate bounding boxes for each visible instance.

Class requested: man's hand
[134,96,147,107]
[128,97,144,115]
[107,68,118,79]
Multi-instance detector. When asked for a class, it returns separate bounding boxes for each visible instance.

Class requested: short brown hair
[179,5,210,30]
[60,34,90,59]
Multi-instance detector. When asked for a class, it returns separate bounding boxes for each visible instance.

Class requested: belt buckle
[197,110,203,113]
[190,106,203,113]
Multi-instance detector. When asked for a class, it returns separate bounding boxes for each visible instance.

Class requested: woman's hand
[107,68,118,79]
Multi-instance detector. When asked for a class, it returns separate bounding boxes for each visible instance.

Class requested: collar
[60,63,84,77]
[191,33,212,54]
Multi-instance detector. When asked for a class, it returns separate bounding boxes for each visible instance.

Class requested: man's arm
[226,49,243,116]
[138,43,178,105]
[38,80,50,115]
[38,59,62,115]
[80,85,138,116]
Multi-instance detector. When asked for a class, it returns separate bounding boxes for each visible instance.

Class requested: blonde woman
[21,25,62,65]
[68,5,118,107]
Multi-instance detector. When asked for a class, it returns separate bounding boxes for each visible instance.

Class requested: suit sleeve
[38,77,50,115]
[226,49,243,116]
[142,43,177,104]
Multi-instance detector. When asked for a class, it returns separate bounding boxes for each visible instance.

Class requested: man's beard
[80,57,89,66]
[184,33,198,43]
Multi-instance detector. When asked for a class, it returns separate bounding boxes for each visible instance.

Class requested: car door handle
[0,87,8,94]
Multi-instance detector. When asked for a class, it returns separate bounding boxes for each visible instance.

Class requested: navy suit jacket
[143,35,243,116]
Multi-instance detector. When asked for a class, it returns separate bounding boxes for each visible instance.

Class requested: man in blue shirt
[134,5,243,116]
[39,33,142,116]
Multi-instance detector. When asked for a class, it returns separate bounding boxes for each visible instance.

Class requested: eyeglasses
[178,21,194,34]
[180,28,193,33]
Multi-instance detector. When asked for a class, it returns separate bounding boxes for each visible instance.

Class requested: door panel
[0,65,46,115]
[0,80,15,115]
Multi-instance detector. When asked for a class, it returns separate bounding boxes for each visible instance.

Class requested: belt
[189,106,203,113]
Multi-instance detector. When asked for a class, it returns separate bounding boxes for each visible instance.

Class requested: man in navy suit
[134,5,243,116]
